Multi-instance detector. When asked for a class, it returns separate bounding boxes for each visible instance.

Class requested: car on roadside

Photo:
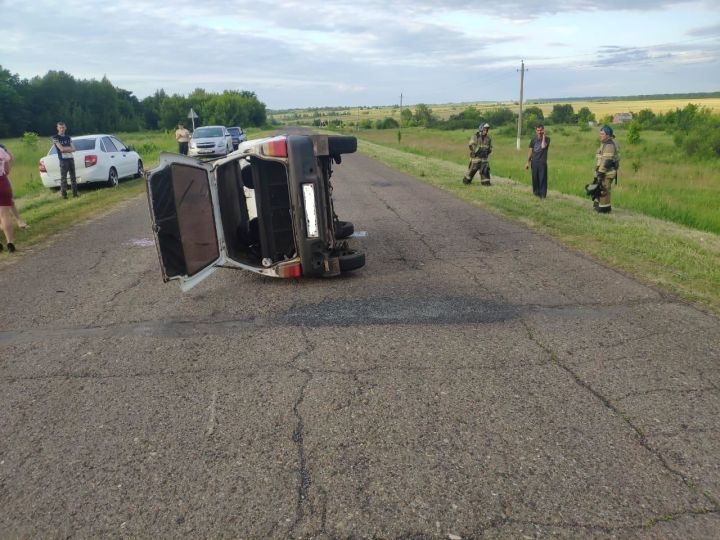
[188,125,233,158]
[227,127,247,150]
[39,134,144,189]
[146,133,364,289]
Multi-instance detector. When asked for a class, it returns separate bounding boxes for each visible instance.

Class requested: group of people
[462,123,620,213]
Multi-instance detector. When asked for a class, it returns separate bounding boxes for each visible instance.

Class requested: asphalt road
[1,151,719,538]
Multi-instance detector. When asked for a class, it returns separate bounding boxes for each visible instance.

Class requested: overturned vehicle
[146,134,364,290]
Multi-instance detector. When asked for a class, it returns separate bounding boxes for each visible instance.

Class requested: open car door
[146,154,226,291]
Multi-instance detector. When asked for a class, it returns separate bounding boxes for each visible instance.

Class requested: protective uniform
[594,133,620,213]
[463,124,492,185]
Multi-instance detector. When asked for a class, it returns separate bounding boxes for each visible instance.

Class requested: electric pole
[398,92,403,143]
[516,60,528,150]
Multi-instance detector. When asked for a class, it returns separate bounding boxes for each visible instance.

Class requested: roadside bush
[22,132,39,149]
[627,122,641,144]
[375,117,399,129]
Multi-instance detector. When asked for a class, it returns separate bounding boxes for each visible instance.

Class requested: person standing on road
[463,123,493,186]
[592,125,620,213]
[175,122,191,155]
[52,122,78,199]
[0,143,29,253]
[525,124,550,198]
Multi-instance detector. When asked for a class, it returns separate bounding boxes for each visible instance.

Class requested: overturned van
[146,134,364,291]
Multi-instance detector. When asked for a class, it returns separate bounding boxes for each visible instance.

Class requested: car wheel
[337,250,365,272]
[107,167,119,187]
[328,136,357,156]
[134,160,144,178]
[334,220,354,239]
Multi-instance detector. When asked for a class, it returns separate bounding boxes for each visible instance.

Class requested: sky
[2,0,719,110]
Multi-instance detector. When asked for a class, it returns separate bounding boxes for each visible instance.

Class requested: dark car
[227,126,247,150]
[146,134,364,290]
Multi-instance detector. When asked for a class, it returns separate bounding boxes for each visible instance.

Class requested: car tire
[328,136,357,156]
[334,220,354,239]
[107,167,119,187]
[338,250,365,272]
[134,160,144,178]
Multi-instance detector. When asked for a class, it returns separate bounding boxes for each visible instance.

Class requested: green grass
[353,136,720,314]
[356,126,720,234]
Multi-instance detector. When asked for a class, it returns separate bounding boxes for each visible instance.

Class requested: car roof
[195,125,226,129]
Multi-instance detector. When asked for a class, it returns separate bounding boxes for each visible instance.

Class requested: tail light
[38,160,47,173]
[85,155,98,167]
[261,138,287,157]
[277,261,302,278]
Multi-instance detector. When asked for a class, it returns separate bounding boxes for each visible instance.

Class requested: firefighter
[463,123,492,186]
[592,125,620,213]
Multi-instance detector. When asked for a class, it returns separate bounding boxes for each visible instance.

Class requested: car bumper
[40,170,108,187]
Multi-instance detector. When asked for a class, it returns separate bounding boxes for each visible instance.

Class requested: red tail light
[85,155,98,167]
[278,261,302,278]
[38,160,47,173]
[262,138,287,157]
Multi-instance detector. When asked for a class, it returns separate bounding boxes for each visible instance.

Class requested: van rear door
[146,154,226,290]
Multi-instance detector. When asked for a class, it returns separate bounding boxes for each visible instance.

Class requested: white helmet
[480,123,490,130]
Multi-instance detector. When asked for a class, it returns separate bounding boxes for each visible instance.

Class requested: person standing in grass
[463,123,492,186]
[52,121,78,199]
[175,122,191,155]
[0,143,29,253]
[593,125,620,213]
[525,124,550,198]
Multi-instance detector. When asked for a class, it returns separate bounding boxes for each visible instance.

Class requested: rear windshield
[48,138,96,154]
[228,128,241,135]
[193,127,223,138]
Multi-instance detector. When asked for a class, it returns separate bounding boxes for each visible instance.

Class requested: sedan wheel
[135,160,144,178]
[107,167,119,187]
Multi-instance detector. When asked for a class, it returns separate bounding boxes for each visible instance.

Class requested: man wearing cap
[463,123,492,186]
[593,125,620,213]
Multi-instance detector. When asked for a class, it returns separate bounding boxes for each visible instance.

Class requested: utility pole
[516,60,528,150]
[398,92,403,143]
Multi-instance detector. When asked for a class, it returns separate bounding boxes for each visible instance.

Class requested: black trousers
[59,159,77,196]
[178,142,189,155]
[531,162,548,198]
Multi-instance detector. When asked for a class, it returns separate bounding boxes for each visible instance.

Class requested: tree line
[0,65,267,138]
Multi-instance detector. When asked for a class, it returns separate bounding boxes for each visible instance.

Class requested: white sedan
[39,134,144,189]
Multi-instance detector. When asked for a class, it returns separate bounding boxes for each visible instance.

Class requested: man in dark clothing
[525,124,550,198]
[52,121,78,199]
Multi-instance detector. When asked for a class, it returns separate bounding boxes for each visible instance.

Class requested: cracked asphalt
[1,152,719,538]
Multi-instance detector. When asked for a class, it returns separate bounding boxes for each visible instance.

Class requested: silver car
[188,125,233,158]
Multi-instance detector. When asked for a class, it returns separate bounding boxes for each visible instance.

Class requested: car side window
[110,137,126,151]
[102,137,118,152]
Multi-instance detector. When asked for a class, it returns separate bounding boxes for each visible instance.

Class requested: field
[355,125,720,234]
[271,97,720,125]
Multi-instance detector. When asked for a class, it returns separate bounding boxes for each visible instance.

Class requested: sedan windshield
[193,127,223,138]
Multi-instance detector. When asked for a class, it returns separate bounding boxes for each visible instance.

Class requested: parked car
[227,127,247,150]
[188,125,233,158]
[39,134,143,189]
[146,134,364,289]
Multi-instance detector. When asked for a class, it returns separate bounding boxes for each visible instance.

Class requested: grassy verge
[356,138,720,314]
